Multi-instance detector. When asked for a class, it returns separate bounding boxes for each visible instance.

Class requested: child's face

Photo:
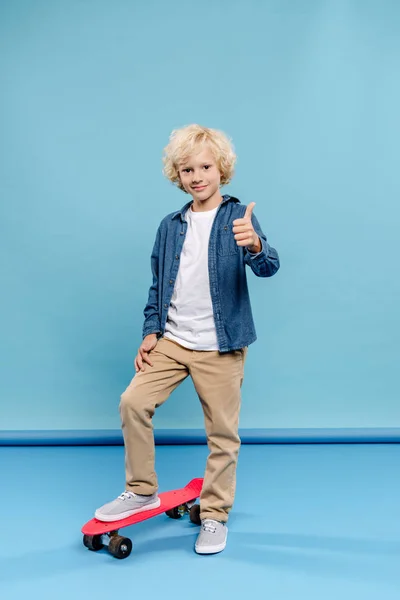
[178,146,221,202]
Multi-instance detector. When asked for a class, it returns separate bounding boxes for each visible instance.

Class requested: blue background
[1,0,399,437]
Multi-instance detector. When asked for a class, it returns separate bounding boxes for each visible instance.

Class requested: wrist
[248,237,262,253]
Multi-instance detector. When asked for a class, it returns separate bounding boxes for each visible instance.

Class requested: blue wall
[1,0,399,436]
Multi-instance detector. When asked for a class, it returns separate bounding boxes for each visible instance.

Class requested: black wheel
[189,503,201,525]
[83,534,104,551]
[165,506,182,519]
[108,535,132,559]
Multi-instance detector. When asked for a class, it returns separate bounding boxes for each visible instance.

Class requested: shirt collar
[171,194,240,222]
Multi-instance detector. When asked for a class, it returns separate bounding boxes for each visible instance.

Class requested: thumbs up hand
[232,202,262,253]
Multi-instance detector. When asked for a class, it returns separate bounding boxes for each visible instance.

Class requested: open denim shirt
[142,194,280,352]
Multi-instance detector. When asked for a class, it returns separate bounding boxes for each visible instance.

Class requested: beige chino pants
[119,336,248,523]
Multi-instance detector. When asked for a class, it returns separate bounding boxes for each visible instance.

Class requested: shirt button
[164,304,168,308]
[169,280,173,284]
[175,255,179,259]
[180,231,184,235]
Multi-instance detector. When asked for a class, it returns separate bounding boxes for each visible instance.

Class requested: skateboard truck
[83,530,133,559]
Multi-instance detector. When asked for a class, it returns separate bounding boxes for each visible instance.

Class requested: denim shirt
[142,194,280,352]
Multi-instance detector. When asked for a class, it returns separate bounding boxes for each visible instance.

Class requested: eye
[203,165,211,170]
[182,168,191,173]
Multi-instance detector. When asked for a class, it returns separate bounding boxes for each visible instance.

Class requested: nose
[192,170,203,184]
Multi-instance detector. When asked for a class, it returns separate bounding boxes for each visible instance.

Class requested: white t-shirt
[164,204,219,350]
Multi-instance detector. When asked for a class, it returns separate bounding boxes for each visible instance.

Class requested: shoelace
[118,491,135,501]
[202,520,217,534]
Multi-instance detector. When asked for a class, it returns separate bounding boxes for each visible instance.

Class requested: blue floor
[1,443,400,600]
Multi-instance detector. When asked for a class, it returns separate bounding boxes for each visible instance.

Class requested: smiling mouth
[192,185,207,190]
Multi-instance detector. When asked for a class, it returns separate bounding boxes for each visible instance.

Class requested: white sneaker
[195,519,228,554]
[95,491,160,522]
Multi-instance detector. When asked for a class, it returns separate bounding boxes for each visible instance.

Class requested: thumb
[244,202,256,220]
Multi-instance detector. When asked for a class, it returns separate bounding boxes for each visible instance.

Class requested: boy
[95,124,280,554]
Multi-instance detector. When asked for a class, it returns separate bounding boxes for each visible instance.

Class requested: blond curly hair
[162,124,237,192]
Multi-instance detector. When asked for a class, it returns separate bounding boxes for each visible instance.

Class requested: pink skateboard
[82,478,203,559]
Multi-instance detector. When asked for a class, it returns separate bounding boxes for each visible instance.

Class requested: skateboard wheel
[108,535,132,559]
[83,534,104,551]
[165,506,182,519]
[189,504,201,525]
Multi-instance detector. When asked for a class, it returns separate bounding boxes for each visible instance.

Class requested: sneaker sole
[94,498,161,522]
[195,530,228,555]
[195,540,227,554]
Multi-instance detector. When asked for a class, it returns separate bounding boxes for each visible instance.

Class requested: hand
[232,202,261,252]
[135,334,158,373]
